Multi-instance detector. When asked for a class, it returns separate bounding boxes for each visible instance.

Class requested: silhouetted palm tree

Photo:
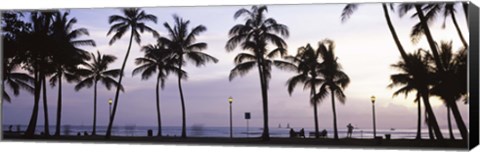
[2,12,35,103]
[388,49,435,140]
[158,15,218,138]
[23,11,56,137]
[105,8,159,138]
[50,12,95,136]
[315,39,350,140]
[75,51,123,136]
[132,43,186,137]
[226,6,294,140]
[286,44,324,139]
[398,3,445,140]
[429,41,467,140]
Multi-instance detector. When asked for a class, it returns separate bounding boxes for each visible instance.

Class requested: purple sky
[2,3,469,131]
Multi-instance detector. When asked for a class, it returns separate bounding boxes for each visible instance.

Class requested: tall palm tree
[158,15,218,138]
[132,43,187,137]
[50,11,95,136]
[286,44,324,139]
[315,39,350,140]
[23,11,56,137]
[226,6,294,140]
[74,51,123,136]
[429,41,467,140]
[398,3,445,140]
[388,49,435,140]
[105,8,159,138]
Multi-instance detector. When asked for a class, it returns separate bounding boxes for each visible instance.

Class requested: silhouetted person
[299,128,305,138]
[289,128,295,138]
[347,123,354,138]
[84,131,89,136]
[8,125,12,132]
[77,132,81,136]
[321,129,328,138]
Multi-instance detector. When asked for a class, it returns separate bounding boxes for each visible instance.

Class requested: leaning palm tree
[158,15,218,138]
[75,51,123,136]
[388,49,435,140]
[105,8,159,138]
[286,43,324,139]
[226,5,294,140]
[397,3,446,140]
[429,41,467,140]
[50,11,95,136]
[315,39,350,140]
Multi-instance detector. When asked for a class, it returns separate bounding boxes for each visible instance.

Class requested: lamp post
[108,98,113,123]
[371,95,376,138]
[228,96,233,138]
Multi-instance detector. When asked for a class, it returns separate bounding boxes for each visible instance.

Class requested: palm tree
[226,6,294,140]
[429,41,467,140]
[315,39,349,140]
[286,44,324,139]
[23,11,56,137]
[388,49,435,140]
[397,3,446,140]
[50,11,95,136]
[158,15,218,138]
[132,43,187,137]
[74,51,122,136]
[105,8,159,138]
[2,12,35,103]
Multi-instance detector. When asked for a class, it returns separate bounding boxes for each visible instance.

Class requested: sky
[2,2,470,131]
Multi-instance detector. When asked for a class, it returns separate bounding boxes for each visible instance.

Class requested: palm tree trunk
[450,10,468,48]
[449,98,468,140]
[54,72,62,136]
[25,69,41,137]
[106,30,135,139]
[92,81,97,135]
[258,58,270,141]
[421,92,444,140]
[178,58,187,138]
[427,111,434,140]
[414,5,443,72]
[331,90,338,140]
[42,75,50,136]
[156,74,162,137]
[416,98,421,140]
[310,76,319,139]
[447,104,454,140]
[382,3,409,60]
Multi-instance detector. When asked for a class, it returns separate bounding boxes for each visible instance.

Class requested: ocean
[2,124,461,139]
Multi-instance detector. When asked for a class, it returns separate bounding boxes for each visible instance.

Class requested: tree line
[2,2,468,141]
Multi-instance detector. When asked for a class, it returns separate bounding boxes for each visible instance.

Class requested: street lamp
[371,95,376,138]
[108,98,113,123]
[228,96,233,138]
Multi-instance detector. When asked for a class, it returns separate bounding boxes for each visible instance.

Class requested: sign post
[244,112,251,138]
